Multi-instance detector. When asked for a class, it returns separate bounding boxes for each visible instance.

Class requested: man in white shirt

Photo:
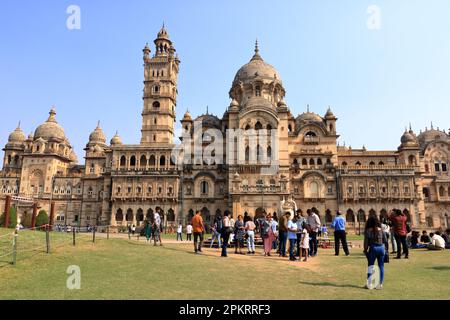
[186,223,193,241]
[428,231,445,250]
[306,209,321,257]
[177,223,183,241]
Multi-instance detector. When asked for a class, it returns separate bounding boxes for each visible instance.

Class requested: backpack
[261,220,270,238]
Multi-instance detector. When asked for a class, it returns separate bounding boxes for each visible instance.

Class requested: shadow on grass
[299,280,363,289]
[428,266,450,271]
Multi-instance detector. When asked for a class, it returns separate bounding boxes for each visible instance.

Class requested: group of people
[409,229,449,250]
[142,210,163,246]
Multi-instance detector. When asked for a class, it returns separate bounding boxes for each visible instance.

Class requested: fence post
[73,227,76,246]
[107,226,109,240]
[46,226,50,254]
[92,227,96,244]
[12,229,18,266]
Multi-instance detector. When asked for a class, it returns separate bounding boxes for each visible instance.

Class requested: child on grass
[300,223,310,262]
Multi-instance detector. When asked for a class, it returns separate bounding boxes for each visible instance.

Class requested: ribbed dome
[401,131,415,144]
[8,124,26,144]
[418,129,448,143]
[182,110,192,121]
[297,112,323,123]
[157,25,169,40]
[110,132,122,145]
[233,41,281,84]
[324,107,336,119]
[34,108,66,141]
[89,122,106,144]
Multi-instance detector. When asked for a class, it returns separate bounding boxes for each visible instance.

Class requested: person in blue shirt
[331,211,350,256]
[287,212,298,261]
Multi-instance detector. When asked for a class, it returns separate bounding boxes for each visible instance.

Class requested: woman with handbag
[364,216,389,290]
[234,215,245,254]
[262,214,276,256]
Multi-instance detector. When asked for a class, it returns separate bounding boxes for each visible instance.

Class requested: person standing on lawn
[278,212,289,257]
[186,223,193,241]
[307,209,321,257]
[176,223,183,241]
[245,217,256,254]
[234,215,246,254]
[364,216,388,290]
[287,212,298,261]
[192,210,205,254]
[220,211,232,257]
[389,209,409,259]
[295,210,305,257]
[144,220,152,243]
[331,211,350,256]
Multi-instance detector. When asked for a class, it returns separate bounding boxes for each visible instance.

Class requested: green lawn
[0,228,449,300]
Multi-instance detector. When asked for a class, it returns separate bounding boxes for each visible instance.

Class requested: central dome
[34,108,67,141]
[233,41,281,84]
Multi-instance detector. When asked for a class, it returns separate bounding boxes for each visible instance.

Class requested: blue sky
[1,0,449,159]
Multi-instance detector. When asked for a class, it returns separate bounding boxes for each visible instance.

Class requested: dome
[88,122,106,145]
[34,108,67,141]
[157,24,170,40]
[8,124,26,144]
[418,129,448,143]
[194,114,221,129]
[182,110,192,121]
[110,132,122,145]
[296,111,323,123]
[324,107,336,119]
[401,131,416,144]
[233,41,281,84]
[244,96,275,109]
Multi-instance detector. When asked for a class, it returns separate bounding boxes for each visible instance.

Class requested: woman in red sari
[262,214,276,256]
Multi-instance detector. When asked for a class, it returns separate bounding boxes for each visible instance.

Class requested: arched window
[255,86,261,97]
[342,161,348,166]
[355,161,361,166]
[153,101,160,108]
[346,209,355,222]
[140,155,147,168]
[136,209,144,222]
[309,158,315,166]
[293,158,298,166]
[378,161,384,166]
[325,210,332,223]
[255,121,263,130]
[408,155,416,165]
[288,124,292,132]
[425,164,429,172]
[305,131,317,137]
[357,210,366,222]
[245,146,250,162]
[153,86,160,93]
[256,179,264,190]
[369,161,375,166]
[7,155,12,165]
[130,155,136,167]
[439,186,445,197]
[167,209,175,222]
[115,209,124,222]
[423,187,430,199]
[126,209,133,222]
[302,159,307,166]
[270,179,276,191]
[146,209,154,221]
[149,155,156,167]
[200,181,209,195]
[159,155,166,167]
[266,124,272,131]
[309,181,319,198]
[369,209,377,218]
[317,158,323,165]
[120,156,126,167]
[245,124,251,131]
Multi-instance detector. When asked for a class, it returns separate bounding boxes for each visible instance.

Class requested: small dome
[34,108,67,141]
[324,107,336,119]
[110,132,122,145]
[27,133,34,141]
[157,24,170,40]
[230,99,239,107]
[401,131,416,144]
[8,124,26,144]
[418,129,448,144]
[182,110,192,121]
[194,114,221,129]
[89,122,106,144]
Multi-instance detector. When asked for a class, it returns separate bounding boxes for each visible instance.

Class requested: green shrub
[35,210,49,227]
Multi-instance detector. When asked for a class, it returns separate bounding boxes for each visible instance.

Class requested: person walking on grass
[300,223,310,262]
[294,210,305,257]
[331,211,350,256]
[307,209,321,257]
[364,216,388,290]
[287,212,298,261]
[245,216,256,254]
[234,215,245,255]
[278,212,289,257]
[389,209,409,259]
[261,214,276,256]
[210,216,222,249]
[220,211,232,257]
[176,223,183,242]
[152,211,163,246]
[192,210,205,254]
[144,220,152,243]
[186,223,193,241]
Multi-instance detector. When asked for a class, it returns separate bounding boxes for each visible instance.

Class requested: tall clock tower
[141,25,180,145]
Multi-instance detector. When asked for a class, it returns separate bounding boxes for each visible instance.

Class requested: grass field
[0,228,449,300]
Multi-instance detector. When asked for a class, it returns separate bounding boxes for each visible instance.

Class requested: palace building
[1,26,449,232]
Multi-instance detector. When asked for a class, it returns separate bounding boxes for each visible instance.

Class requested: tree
[35,210,49,227]
[8,207,17,228]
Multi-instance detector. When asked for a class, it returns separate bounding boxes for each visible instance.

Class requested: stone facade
[1,26,449,232]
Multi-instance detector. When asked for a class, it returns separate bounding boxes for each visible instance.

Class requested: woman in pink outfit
[262,214,276,256]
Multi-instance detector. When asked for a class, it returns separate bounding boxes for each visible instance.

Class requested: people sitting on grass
[443,229,450,249]
[364,216,388,290]
[410,231,428,249]
[428,231,446,251]
[420,230,431,244]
